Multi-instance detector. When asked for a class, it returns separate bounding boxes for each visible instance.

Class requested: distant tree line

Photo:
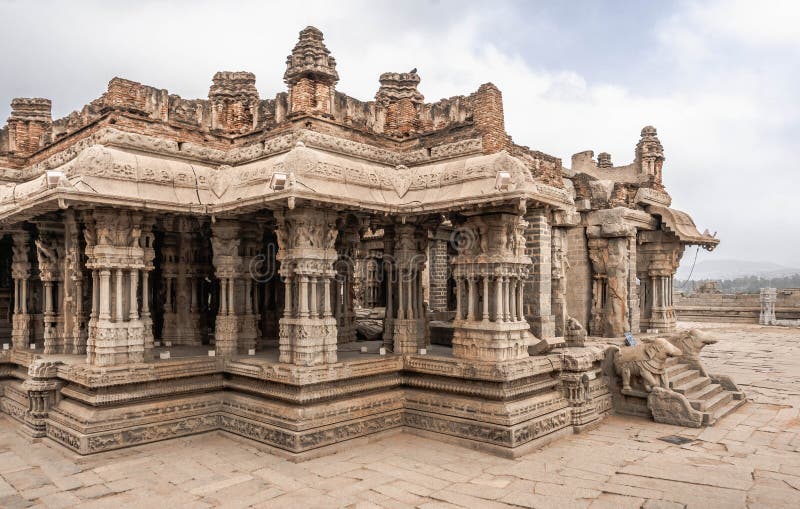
[675,274,800,294]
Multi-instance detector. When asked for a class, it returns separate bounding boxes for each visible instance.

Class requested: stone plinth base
[161,312,203,346]
[88,321,145,366]
[0,345,613,460]
[392,318,427,354]
[279,317,337,365]
[452,320,535,361]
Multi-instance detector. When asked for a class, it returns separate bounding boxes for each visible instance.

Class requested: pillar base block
[239,314,260,353]
[527,314,555,339]
[391,319,427,354]
[11,314,32,350]
[279,317,338,366]
[162,312,203,346]
[88,321,145,366]
[452,320,535,362]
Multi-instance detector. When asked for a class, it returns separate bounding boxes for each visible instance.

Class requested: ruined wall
[675,288,800,323]
[565,226,592,329]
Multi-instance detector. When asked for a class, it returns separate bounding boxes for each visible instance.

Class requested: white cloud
[690,0,800,47]
[0,1,797,266]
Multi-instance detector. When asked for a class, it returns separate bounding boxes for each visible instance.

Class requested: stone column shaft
[99,270,111,320]
[228,277,235,315]
[495,276,503,322]
[310,277,318,317]
[466,277,476,321]
[284,276,293,318]
[219,279,228,316]
[455,277,462,320]
[115,269,124,322]
[323,277,332,317]
[129,269,139,320]
[299,276,309,318]
[482,275,489,321]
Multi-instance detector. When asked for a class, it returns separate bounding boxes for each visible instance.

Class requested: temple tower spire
[284,26,339,116]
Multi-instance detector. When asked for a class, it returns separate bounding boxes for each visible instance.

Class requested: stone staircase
[665,357,746,425]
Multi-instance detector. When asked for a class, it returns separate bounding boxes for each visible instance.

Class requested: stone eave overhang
[0,181,571,225]
[0,137,573,224]
[647,204,719,250]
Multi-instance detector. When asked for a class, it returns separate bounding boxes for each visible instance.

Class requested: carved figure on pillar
[211,221,242,356]
[84,209,146,366]
[387,221,428,354]
[275,207,339,366]
[588,226,635,338]
[35,228,63,354]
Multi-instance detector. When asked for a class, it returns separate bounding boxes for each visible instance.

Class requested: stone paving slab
[1,322,799,508]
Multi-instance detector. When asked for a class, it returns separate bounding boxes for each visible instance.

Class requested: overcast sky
[1,0,798,267]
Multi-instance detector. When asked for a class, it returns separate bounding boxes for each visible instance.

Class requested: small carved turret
[636,125,665,190]
[7,98,52,157]
[597,152,612,168]
[375,71,424,137]
[208,71,260,133]
[284,26,338,116]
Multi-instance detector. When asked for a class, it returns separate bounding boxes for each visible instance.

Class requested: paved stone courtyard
[1,322,798,509]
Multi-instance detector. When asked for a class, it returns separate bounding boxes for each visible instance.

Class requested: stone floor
[1,322,798,509]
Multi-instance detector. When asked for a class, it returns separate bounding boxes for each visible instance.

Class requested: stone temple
[0,27,743,459]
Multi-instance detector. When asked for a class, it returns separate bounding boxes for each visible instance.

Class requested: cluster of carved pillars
[210,220,261,356]
[275,207,339,365]
[637,231,683,332]
[454,273,525,324]
[2,203,692,365]
[381,223,428,354]
[450,212,535,361]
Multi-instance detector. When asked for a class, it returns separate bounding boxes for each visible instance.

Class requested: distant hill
[676,259,800,281]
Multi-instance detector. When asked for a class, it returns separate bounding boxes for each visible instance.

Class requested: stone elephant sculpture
[614,337,682,393]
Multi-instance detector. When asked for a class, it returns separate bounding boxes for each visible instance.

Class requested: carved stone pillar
[160,217,203,346]
[35,225,64,354]
[588,224,636,338]
[140,218,156,358]
[334,226,359,344]
[760,288,777,325]
[211,221,241,356]
[382,224,396,351]
[21,359,63,438]
[637,231,684,333]
[276,207,339,366]
[550,226,568,337]
[452,213,535,361]
[525,208,554,338]
[64,211,89,355]
[427,226,452,318]
[238,224,262,352]
[11,231,32,350]
[84,209,145,365]
[389,222,428,354]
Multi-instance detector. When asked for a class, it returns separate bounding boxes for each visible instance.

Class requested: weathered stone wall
[427,232,450,316]
[565,226,592,329]
[675,288,800,322]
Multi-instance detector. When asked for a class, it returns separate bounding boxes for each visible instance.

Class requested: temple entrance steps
[665,357,746,425]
